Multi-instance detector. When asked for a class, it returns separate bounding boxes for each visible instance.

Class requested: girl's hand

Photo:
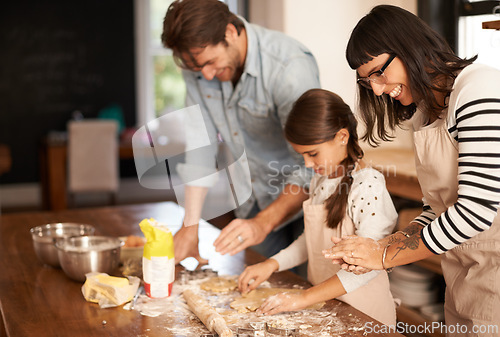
[256,292,307,315]
[238,259,279,294]
[341,263,373,275]
[323,236,384,270]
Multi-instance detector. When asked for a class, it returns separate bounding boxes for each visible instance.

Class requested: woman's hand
[328,236,351,266]
[328,237,373,274]
[256,292,307,315]
[323,235,384,271]
[238,259,279,294]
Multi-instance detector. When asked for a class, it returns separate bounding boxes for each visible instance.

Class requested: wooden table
[364,147,423,202]
[0,202,403,337]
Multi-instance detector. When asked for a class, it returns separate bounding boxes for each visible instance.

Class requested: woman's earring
[342,141,346,145]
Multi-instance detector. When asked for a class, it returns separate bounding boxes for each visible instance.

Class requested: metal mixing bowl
[119,236,145,263]
[30,223,95,267]
[55,236,123,282]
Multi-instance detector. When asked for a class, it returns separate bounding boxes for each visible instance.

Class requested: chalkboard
[0,0,136,184]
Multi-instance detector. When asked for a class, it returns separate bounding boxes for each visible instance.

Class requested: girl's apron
[303,198,396,326]
[413,114,500,336]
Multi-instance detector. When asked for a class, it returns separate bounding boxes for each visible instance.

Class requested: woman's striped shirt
[413,64,500,255]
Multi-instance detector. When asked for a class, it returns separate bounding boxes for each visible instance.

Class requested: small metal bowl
[119,236,145,263]
[55,236,123,282]
[30,223,95,267]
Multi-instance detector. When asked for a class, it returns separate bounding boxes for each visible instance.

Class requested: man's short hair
[161,0,244,70]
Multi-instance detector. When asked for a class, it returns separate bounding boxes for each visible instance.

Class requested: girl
[238,88,398,326]
[325,5,500,336]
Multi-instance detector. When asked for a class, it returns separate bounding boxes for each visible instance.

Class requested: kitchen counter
[0,202,403,336]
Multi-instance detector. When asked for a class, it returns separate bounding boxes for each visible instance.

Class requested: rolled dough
[230,288,325,313]
[200,276,238,293]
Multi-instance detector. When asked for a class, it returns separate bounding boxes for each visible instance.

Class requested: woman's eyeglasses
[357,54,396,90]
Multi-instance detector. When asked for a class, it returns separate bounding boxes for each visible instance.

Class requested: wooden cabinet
[397,305,445,337]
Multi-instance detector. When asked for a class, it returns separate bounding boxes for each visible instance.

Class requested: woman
[238,89,397,326]
[323,5,500,336]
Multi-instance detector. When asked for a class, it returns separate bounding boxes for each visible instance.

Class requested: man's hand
[213,217,270,256]
[213,184,307,256]
[173,224,208,265]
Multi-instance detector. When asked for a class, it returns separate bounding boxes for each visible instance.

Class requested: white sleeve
[337,269,381,294]
[271,232,308,272]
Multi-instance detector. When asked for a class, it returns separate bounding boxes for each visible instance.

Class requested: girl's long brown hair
[285,89,363,229]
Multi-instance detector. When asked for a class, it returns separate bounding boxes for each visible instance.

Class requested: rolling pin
[183,289,233,337]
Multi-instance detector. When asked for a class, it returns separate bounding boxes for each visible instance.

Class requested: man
[161,0,320,265]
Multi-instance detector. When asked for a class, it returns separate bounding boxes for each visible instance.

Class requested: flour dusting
[128,273,367,336]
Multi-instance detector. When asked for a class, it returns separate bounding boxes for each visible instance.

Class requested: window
[134,0,248,126]
[458,1,500,70]
[134,0,184,127]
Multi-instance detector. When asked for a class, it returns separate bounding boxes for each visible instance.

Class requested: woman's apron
[303,199,396,326]
[413,115,500,336]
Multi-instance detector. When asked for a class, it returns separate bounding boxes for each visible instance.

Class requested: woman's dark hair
[161,0,245,70]
[285,89,363,229]
[346,5,476,146]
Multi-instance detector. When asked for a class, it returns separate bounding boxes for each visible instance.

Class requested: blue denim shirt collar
[241,17,260,79]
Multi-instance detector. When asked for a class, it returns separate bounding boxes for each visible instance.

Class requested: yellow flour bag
[139,218,175,298]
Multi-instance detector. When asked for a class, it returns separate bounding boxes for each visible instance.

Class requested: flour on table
[127,274,364,337]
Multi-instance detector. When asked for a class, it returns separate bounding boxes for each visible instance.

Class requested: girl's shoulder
[309,165,387,194]
[351,165,385,183]
[349,166,388,196]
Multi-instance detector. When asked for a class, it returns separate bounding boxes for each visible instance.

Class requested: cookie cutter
[249,322,267,331]
[266,325,299,336]
[178,268,218,284]
[178,269,190,284]
[202,268,218,277]
[237,327,266,337]
[236,322,267,336]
